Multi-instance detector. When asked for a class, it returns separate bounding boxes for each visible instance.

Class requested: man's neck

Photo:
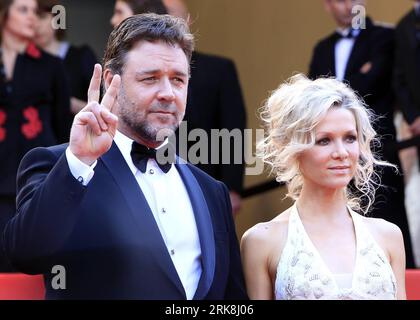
[117,127,164,150]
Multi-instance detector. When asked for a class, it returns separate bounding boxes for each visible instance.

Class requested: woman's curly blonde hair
[257,74,395,214]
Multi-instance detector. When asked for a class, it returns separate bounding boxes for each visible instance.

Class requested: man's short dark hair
[103,13,194,75]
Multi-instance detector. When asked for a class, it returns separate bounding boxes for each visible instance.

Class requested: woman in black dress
[0,0,71,271]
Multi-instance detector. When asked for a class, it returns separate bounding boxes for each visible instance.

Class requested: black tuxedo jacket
[176,52,246,194]
[394,9,420,124]
[3,143,248,300]
[309,17,396,140]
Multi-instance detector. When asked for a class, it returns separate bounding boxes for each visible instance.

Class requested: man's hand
[69,64,121,165]
[410,116,420,136]
[360,61,372,74]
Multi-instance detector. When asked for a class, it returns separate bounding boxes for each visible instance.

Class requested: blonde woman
[241,74,406,300]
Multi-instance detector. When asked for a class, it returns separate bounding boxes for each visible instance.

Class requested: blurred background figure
[394,0,420,267]
[309,0,415,268]
[110,0,247,217]
[110,0,166,27]
[0,0,71,271]
[36,0,97,117]
[395,0,420,139]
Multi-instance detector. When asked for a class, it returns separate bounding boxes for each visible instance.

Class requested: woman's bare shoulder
[359,215,404,257]
[361,215,403,240]
[241,207,292,251]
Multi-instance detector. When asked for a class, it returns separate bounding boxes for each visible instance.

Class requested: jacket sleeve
[79,45,98,101]
[3,146,87,274]
[393,24,420,124]
[219,182,249,300]
[346,27,394,98]
[308,42,322,79]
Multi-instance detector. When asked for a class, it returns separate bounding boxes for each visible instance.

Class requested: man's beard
[118,90,182,144]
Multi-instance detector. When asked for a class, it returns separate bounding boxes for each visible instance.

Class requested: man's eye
[142,77,157,82]
[172,77,184,84]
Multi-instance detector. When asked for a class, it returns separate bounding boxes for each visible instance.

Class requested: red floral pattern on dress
[0,109,6,142]
[21,106,43,140]
[26,42,41,59]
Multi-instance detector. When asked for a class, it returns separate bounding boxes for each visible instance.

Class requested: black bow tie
[130,142,172,174]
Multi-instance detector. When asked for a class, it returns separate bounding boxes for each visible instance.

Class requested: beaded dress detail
[274,204,397,300]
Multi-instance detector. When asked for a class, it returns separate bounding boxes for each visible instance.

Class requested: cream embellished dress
[275,204,397,300]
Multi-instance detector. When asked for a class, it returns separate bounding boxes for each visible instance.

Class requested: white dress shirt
[334,28,361,81]
[65,131,202,300]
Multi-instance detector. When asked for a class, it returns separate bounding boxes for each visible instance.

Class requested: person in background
[308,0,415,268]
[35,0,97,116]
[241,74,406,300]
[110,0,167,27]
[110,0,247,217]
[394,0,420,140]
[0,0,71,272]
[393,0,420,268]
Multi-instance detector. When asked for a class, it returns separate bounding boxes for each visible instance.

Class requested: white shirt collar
[58,41,70,59]
[336,27,361,38]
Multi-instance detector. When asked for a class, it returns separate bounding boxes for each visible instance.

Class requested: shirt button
[161,208,166,214]
[170,249,175,255]
[149,169,154,174]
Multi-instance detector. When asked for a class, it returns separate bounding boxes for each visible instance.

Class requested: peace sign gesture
[69,64,121,165]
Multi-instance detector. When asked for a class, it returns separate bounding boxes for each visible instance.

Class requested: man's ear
[103,69,115,91]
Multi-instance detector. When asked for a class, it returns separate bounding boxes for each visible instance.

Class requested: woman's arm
[384,221,407,300]
[240,225,275,300]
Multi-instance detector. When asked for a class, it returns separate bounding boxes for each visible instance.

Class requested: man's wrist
[69,147,97,166]
[66,147,97,186]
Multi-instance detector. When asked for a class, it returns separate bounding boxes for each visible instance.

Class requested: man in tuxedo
[111,0,247,216]
[3,14,247,300]
[394,0,420,157]
[309,0,415,267]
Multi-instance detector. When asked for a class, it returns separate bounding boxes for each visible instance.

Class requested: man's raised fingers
[76,112,102,136]
[87,64,102,103]
[101,74,121,111]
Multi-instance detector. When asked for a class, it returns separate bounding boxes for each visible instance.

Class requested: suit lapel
[344,32,365,78]
[344,18,373,78]
[101,143,186,298]
[175,160,216,300]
